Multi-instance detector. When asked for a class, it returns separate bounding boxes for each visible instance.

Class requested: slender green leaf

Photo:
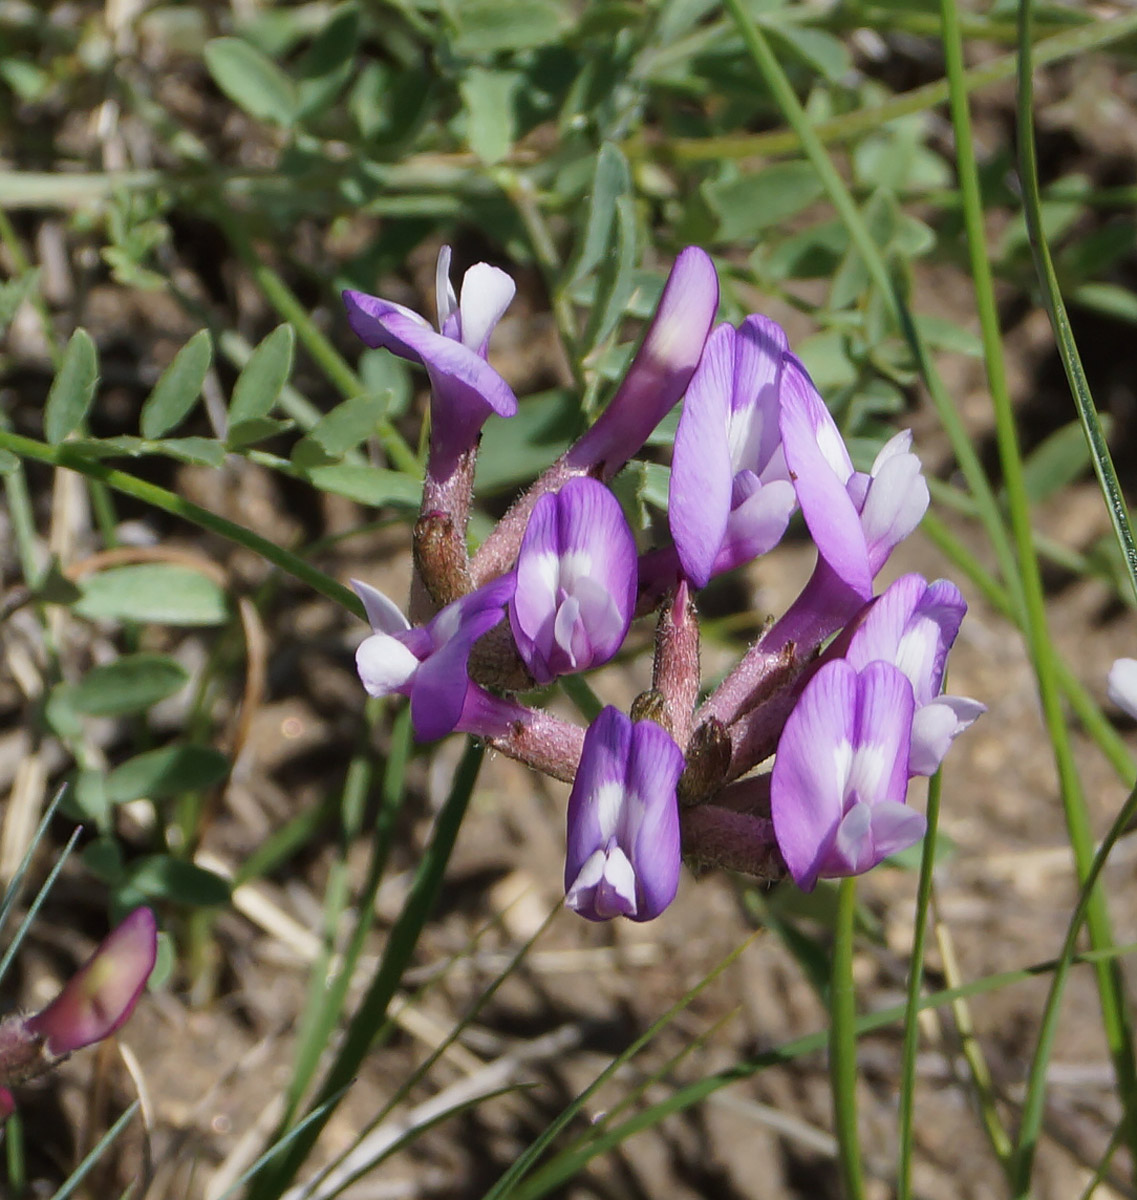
[1022,417,1113,505]
[290,392,389,467]
[229,324,295,424]
[568,143,633,289]
[704,162,825,242]
[44,329,98,444]
[460,67,518,166]
[68,653,189,716]
[124,855,230,906]
[302,463,421,508]
[203,37,298,126]
[75,563,229,626]
[106,745,230,803]
[140,329,213,439]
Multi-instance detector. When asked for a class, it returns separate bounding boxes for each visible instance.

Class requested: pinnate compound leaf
[203,37,298,126]
[44,328,98,444]
[68,654,189,717]
[141,330,213,438]
[75,564,229,626]
[107,745,230,803]
[228,324,294,425]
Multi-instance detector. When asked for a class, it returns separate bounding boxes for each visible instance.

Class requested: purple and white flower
[772,660,925,891]
[1109,658,1137,721]
[779,356,928,599]
[840,574,985,776]
[354,574,514,742]
[343,247,518,473]
[669,316,798,587]
[509,478,637,684]
[565,707,684,922]
[566,246,720,479]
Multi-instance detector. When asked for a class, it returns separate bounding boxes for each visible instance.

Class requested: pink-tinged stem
[680,806,785,881]
[652,582,700,750]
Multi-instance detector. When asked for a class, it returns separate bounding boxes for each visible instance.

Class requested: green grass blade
[247,737,485,1198]
[1011,777,1137,1191]
[830,877,865,1200]
[895,770,942,1200]
[1014,10,1137,604]
[0,826,81,986]
[0,785,66,949]
[48,1102,138,1200]
[478,934,757,1200]
[534,941,1137,1187]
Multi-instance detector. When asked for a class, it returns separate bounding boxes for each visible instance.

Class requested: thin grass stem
[829,876,865,1200]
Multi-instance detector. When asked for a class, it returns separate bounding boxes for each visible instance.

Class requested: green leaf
[460,67,519,166]
[302,463,421,508]
[1022,416,1114,505]
[568,142,633,289]
[203,37,298,126]
[141,330,213,439]
[228,324,294,425]
[106,745,231,803]
[475,389,578,493]
[68,653,189,717]
[449,0,569,54]
[82,837,125,885]
[295,4,359,120]
[763,21,850,82]
[704,162,824,242]
[0,448,19,474]
[44,328,98,444]
[579,193,638,358]
[1072,281,1137,325]
[226,416,293,450]
[156,437,226,468]
[124,855,231,906]
[913,314,983,357]
[75,564,229,626]
[291,392,389,467]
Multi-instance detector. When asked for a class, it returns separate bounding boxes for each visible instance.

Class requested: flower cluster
[0,907,157,1117]
[345,247,983,920]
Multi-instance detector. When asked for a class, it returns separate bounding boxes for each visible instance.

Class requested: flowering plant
[346,246,984,919]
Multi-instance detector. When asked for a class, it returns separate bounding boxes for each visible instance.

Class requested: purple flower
[509,478,636,684]
[772,660,925,890]
[566,247,719,478]
[1109,658,1137,720]
[779,356,928,599]
[669,317,798,587]
[354,574,515,741]
[840,574,984,776]
[25,908,157,1058]
[343,246,518,473]
[565,707,684,922]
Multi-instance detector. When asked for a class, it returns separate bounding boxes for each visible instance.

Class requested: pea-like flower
[509,478,637,684]
[841,573,985,776]
[668,316,798,587]
[779,355,928,600]
[565,707,684,922]
[343,246,518,473]
[0,908,157,1106]
[354,574,515,741]
[772,660,925,891]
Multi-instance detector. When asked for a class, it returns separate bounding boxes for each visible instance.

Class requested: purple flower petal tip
[27,908,157,1056]
[510,479,636,684]
[565,708,684,922]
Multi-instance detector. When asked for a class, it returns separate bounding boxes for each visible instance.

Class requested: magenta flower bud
[1109,658,1137,720]
[669,316,797,587]
[565,707,684,922]
[26,908,157,1056]
[566,246,719,478]
[779,356,928,599]
[509,478,637,684]
[343,246,518,475]
[839,574,985,776]
[772,660,925,891]
[354,574,515,742]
